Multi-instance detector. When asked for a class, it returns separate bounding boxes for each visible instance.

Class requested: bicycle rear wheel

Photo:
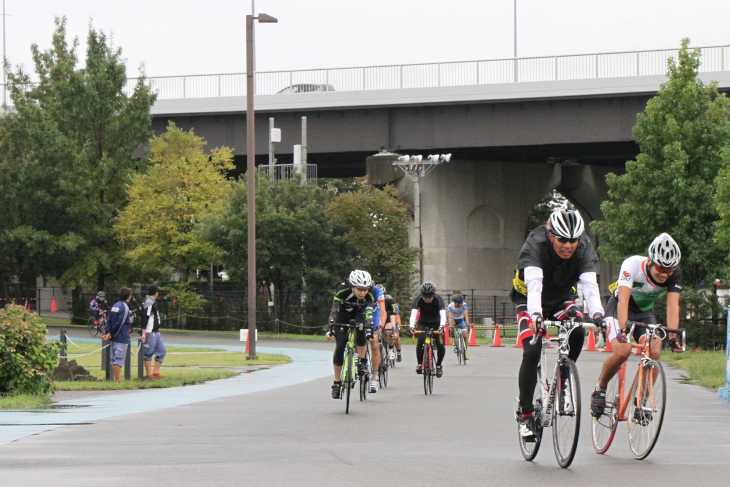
[518,383,543,461]
[428,346,435,394]
[456,336,463,364]
[88,317,99,336]
[360,373,368,401]
[552,359,581,468]
[591,368,620,454]
[627,360,666,460]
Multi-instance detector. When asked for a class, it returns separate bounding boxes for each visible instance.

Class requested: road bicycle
[337,320,370,414]
[515,317,582,468]
[88,310,107,337]
[591,321,685,460]
[451,324,467,365]
[415,329,441,395]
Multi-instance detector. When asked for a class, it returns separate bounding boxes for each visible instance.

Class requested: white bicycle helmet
[548,209,585,239]
[648,233,681,267]
[349,270,373,288]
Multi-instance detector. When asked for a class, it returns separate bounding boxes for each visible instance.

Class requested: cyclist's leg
[516,305,540,414]
[553,300,585,363]
[332,324,348,381]
[435,332,446,366]
[596,296,633,388]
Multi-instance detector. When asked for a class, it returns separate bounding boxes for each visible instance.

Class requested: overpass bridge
[143,45,730,295]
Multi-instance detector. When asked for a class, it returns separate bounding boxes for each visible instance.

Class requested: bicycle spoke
[592,371,619,454]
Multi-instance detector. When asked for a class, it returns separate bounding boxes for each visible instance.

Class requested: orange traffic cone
[490,324,504,347]
[469,324,480,347]
[513,328,524,348]
[444,325,450,346]
[585,328,598,351]
[602,334,613,353]
[51,296,57,313]
[25,298,31,312]
[245,335,250,354]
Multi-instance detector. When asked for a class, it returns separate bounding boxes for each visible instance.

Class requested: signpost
[718,306,730,401]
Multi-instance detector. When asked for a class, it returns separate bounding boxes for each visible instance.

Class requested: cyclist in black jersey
[591,233,684,418]
[409,281,447,378]
[511,209,605,441]
[383,294,403,362]
[326,270,378,399]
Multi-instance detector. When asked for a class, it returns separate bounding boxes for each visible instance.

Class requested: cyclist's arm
[463,309,470,324]
[439,309,446,329]
[447,310,454,327]
[409,309,418,328]
[378,300,387,329]
[579,271,605,319]
[617,285,631,332]
[666,292,680,333]
[524,266,544,317]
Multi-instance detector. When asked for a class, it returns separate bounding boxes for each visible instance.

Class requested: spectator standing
[142,284,167,378]
[102,288,133,383]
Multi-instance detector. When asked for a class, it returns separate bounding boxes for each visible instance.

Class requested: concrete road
[2,333,729,486]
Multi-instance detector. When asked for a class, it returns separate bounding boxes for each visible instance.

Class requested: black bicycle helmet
[452,294,464,303]
[420,281,436,296]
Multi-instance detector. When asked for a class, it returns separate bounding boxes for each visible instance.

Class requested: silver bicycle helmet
[97,291,105,298]
[648,233,681,267]
[348,270,373,288]
[420,281,436,296]
[548,209,585,239]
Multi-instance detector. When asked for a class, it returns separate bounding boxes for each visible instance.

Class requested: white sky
[5,0,730,79]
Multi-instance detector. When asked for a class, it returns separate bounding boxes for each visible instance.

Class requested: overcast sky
[5,0,730,79]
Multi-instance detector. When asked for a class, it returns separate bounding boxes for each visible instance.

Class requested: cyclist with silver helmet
[367,284,388,393]
[511,209,605,441]
[409,281,447,377]
[591,233,683,418]
[383,293,403,362]
[447,294,470,359]
[326,270,386,399]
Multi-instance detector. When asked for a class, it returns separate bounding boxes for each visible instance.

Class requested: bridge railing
[5,45,729,103]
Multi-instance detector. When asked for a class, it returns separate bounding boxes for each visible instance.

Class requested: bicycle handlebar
[624,321,686,352]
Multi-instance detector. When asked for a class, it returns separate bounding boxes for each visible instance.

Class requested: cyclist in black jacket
[326,270,379,399]
[511,209,605,441]
[409,281,447,378]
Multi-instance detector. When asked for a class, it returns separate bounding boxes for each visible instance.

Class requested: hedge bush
[0,305,60,395]
[654,288,726,350]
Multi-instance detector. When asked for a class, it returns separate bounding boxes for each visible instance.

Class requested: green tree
[202,173,349,325]
[591,39,730,286]
[525,190,574,238]
[115,123,233,320]
[5,17,156,297]
[326,182,419,306]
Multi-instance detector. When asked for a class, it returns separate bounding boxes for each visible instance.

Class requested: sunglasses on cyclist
[652,264,676,275]
[551,233,578,244]
[354,286,369,292]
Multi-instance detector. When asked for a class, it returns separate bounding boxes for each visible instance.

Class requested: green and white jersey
[614,255,682,312]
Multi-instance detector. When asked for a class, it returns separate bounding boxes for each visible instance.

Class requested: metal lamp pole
[246,11,277,360]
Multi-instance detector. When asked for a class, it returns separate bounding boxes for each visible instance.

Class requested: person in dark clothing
[409,281,447,378]
[102,287,134,383]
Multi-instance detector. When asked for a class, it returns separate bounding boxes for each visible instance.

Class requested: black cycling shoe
[397,352,402,362]
[331,382,341,399]
[357,359,368,377]
[633,401,653,425]
[436,366,443,378]
[416,365,422,374]
[591,389,606,417]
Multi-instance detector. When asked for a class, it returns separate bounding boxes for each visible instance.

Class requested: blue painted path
[0,341,331,446]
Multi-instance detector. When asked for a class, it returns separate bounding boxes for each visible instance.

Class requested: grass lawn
[662,350,727,390]
[53,368,240,391]
[0,393,54,410]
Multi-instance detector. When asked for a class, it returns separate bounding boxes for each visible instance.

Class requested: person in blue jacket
[102,287,133,383]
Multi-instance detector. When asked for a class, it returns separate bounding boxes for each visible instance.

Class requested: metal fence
[258,163,317,186]
[123,44,730,99]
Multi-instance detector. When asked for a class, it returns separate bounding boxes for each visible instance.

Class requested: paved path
[1,330,729,486]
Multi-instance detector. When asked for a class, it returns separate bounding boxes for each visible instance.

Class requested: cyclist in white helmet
[325,270,386,399]
[591,233,684,418]
[511,208,605,441]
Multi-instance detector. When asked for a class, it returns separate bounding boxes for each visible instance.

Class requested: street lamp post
[246,11,277,360]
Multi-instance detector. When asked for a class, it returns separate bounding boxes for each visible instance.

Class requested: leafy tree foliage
[591,39,730,286]
[525,190,574,238]
[326,181,419,306]
[115,123,233,320]
[3,17,156,293]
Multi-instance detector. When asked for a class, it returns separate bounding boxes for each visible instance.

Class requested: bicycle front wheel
[360,373,368,401]
[88,317,99,336]
[519,382,543,461]
[553,359,581,468]
[460,335,467,365]
[627,360,666,460]
[592,368,620,454]
[344,351,353,414]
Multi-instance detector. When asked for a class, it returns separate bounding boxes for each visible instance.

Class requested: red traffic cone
[469,324,480,347]
[444,325,450,346]
[245,335,250,354]
[490,324,504,347]
[585,328,598,351]
[51,296,57,313]
[602,334,613,353]
[25,298,31,312]
[513,328,524,348]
